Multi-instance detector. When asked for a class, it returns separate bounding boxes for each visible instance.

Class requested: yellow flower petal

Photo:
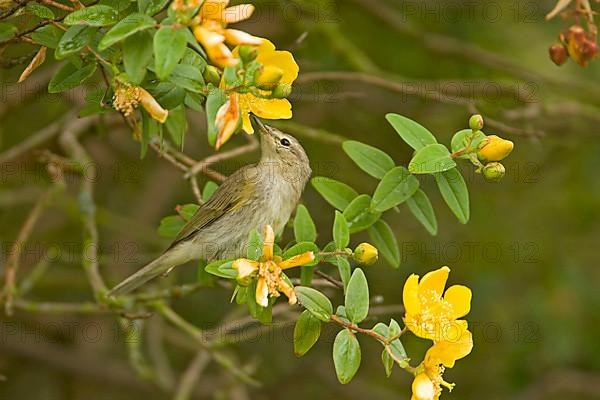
[200,0,229,20]
[257,49,298,84]
[193,25,225,47]
[232,258,259,279]
[402,274,421,315]
[444,285,472,320]
[138,87,168,123]
[262,225,274,260]
[215,93,241,149]
[278,251,314,270]
[224,28,263,46]
[246,96,292,120]
[419,266,450,298]
[412,373,436,400]
[241,110,253,133]
[222,4,254,23]
[255,276,269,307]
[425,329,473,368]
[277,278,297,304]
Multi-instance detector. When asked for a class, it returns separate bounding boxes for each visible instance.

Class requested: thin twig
[173,351,211,400]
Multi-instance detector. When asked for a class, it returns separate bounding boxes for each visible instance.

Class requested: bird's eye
[280,138,291,147]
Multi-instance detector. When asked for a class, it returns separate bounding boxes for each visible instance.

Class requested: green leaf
[150,82,185,109]
[138,0,170,15]
[367,220,400,268]
[407,189,438,235]
[409,143,456,174]
[386,113,437,150]
[293,310,321,357]
[31,25,63,48]
[196,259,214,286]
[154,26,187,80]
[157,215,184,238]
[202,181,218,201]
[204,259,237,279]
[25,3,55,19]
[48,62,96,93]
[55,25,96,60]
[311,177,358,211]
[164,105,187,147]
[371,166,419,212]
[342,140,395,179]
[98,13,155,50]
[294,204,316,242]
[372,321,408,368]
[333,211,349,250]
[168,64,205,93]
[205,85,227,146]
[381,349,393,377]
[246,229,262,260]
[123,30,153,84]
[177,204,199,220]
[451,129,486,154]
[336,255,351,291]
[434,167,470,224]
[333,329,361,384]
[181,47,207,70]
[0,23,18,43]
[344,268,369,323]
[343,194,381,234]
[295,287,333,322]
[64,5,119,26]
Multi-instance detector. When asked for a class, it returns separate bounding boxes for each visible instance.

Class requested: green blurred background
[1,0,600,399]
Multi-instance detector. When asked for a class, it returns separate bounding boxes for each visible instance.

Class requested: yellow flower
[191,0,262,68]
[411,330,473,400]
[232,225,314,307]
[215,93,241,149]
[403,266,472,341]
[477,135,514,162]
[233,39,299,134]
[353,243,378,265]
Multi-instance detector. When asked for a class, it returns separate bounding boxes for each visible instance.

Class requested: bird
[107,117,312,296]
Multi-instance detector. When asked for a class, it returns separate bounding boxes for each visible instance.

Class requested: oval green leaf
[55,25,96,60]
[295,286,333,322]
[409,143,456,174]
[342,140,395,179]
[48,62,96,93]
[434,167,470,224]
[333,211,349,249]
[385,113,437,150]
[154,26,188,80]
[123,30,153,84]
[407,189,438,235]
[343,194,381,234]
[311,177,358,211]
[98,13,155,50]
[64,5,119,26]
[293,310,321,357]
[333,329,361,384]
[371,166,419,212]
[345,268,369,324]
[294,204,317,243]
[367,220,400,268]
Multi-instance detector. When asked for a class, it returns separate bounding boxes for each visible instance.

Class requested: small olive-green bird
[108,117,311,296]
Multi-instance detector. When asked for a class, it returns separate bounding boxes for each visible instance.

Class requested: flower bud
[482,162,505,182]
[203,65,221,86]
[549,43,568,66]
[469,114,484,131]
[477,135,514,162]
[215,94,241,149]
[255,65,284,88]
[353,243,378,266]
[271,83,292,99]
[238,45,258,63]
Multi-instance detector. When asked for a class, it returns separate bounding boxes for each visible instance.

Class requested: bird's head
[251,116,311,185]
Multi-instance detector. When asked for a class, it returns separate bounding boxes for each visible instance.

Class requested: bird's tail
[107,251,179,297]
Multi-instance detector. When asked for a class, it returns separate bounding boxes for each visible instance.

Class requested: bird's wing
[167,165,256,249]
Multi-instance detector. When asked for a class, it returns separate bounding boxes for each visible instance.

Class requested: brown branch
[314,270,344,289]
[40,0,74,11]
[184,134,258,179]
[2,186,54,315]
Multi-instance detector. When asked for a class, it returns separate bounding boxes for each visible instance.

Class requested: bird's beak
[250,114,270,136]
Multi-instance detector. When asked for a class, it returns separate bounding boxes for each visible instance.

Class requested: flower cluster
[113,82,168,123]
[550,25,598,67]
[232,225,314,307]
[403,267,473,400]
